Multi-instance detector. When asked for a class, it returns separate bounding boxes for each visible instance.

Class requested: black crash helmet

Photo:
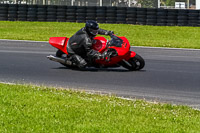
[85,20,99,36]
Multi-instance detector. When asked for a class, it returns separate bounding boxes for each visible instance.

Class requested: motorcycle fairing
[92,36,107,53]
[94,36,136,66]
[49,37,69,54]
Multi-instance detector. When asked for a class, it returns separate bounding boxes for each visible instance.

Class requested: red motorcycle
[47,34,145,71]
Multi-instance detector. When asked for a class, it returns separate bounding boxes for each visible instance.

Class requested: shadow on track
[53,67,146,72]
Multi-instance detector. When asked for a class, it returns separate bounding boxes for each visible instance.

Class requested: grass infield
[0,21,200,49]
[0,83,200,132]
[1,21,200,132]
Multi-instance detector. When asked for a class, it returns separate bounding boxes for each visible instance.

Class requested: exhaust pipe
[47,55,72,66]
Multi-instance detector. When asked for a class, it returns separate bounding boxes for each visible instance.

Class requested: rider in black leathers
[67,20,113,69]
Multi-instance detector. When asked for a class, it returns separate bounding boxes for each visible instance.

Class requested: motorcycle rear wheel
[121,54,145,71]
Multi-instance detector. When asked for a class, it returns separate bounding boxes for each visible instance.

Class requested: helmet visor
[88,28,98,36]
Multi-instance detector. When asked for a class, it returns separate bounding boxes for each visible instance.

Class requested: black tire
[147,8,156,12]
[0,10,8,14]
[18,18,27,21]
[127,14,136,18]
[0,14,7,17]
[188,10,199,13]
[147,12,156,15]
[137,15,146,19]
[157,23,167,26]
[86,13,96,17]
[96,13,105,17]
[18,11,27,15]
[8,11,17,14]
[77,20,86,23]
[67,9,76,13]
[127,10,136,14]
[18,14,27,18]
[157,16,167,19]
[38,8,47,12]
[137,11,146,15]
[167,23,176,26]
[96,17,106,21]
[117,17,126,21]
[57,9,66,12]
[167,19,177,23]
[178,16,188,20]
[116,10,126,14]
[178,20,188,23]
[121,54,145,71]
[0,4,8,8]
[157,12,167,16]
[106,20,116,24]
[146,22,156,26]
[167,16,177,19]
[0,17,7,20]
[86,16,96,20]
[177,23,187,26]
[86,6,96,10]
[106,9,116,13]
[137,8,146,12]
[116,21,126,24]
[188,16,198,20]
[57,15,66,19]
[137,21,146,25]
[106,13,116,17]
[47,12,56,15]
[76,13,86,17]
[66,16,76,19]
[126,18,136,21]
[157,19,167,23]
[137,18,146,22]
[146,19,156,23]
[146,15,156,19]
[77,9,86,13]
[37,12,46,15]
[66,12,76,16]
[126,21,136,24]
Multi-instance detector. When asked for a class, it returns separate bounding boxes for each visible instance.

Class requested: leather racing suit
[67,27,110,68]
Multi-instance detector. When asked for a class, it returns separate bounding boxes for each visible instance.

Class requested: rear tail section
[49,37,69,54]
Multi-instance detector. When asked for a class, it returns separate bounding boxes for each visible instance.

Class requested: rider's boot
[71,55,87,69]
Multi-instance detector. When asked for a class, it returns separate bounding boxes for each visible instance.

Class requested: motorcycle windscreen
[110,35,123,47]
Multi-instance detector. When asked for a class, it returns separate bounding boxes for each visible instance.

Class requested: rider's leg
[67,41,87,69]
[71,54,87,69]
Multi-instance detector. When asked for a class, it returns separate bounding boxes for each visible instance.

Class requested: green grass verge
[0,21,200,49]
[1,83,200,132]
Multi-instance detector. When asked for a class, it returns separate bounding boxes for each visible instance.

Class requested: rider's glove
[106,31,114,36]
[100,51,110,62]
[100,51,108,59]
[87,50,102,60]
[93,52,102,60]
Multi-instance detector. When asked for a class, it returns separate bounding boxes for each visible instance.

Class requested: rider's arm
[98,28,114,36]
[83,36,102,59]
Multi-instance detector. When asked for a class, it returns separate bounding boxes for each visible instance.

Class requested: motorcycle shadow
[57,67,146,72]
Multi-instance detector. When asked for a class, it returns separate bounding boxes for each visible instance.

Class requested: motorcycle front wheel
[121,54,145,71]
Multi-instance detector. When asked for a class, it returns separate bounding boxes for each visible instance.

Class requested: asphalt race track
[0,40,200,108]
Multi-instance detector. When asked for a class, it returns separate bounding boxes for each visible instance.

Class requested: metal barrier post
[100,0,102,6]
[196,0,200,9]
[158,0,160,8]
